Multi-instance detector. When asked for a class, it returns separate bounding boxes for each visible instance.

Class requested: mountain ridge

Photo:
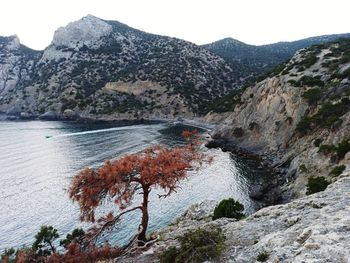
[202,33,350,80]
[0,15,237,120]
[1,15,350,121]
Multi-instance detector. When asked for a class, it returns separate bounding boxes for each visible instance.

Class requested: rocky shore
[118,171,350,262]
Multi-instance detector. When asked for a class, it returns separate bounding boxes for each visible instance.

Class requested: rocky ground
[118,170,350,263]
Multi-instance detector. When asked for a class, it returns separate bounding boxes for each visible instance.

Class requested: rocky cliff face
[0,15,237,120]
[0,36,42,117]
[212,39,350,200]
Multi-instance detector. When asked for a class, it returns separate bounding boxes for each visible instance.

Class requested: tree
[306,176,330,195]
[213,198,245,220]
[69,130,208,246]
[32,225,59,256]
[60,228,85,248]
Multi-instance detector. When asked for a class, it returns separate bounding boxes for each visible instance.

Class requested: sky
[0,0,349,50]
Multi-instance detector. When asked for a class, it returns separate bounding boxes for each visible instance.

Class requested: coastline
[1,112,283,206]
[205,137,286,206]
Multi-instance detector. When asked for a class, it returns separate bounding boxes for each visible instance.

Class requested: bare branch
[86,206,142,245]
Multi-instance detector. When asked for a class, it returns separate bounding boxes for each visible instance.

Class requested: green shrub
[213,198,245,220]
[319,140,350,160]
[299,164,307,173]
[297,99,350,135]
[159,246,179,263]
[298,53,318,68]
[159,228,226,263]
[257,250,270,262]
[306,176,330,195]
[318,144,336,154]
[313,138,322,147]
[0,248,16,262]
[32,225,59,256]
[207,88,244,113]
[288,79,298,86]
[297,75,324,87]
[329,165,346,177]
[296,116,312,134]
[60,228,85,247]
[336,139,350,159]
[232,127,244,137]
[249,122,259,131]
[301,88,323,104]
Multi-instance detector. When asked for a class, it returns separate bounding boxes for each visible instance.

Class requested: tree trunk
[48,241,56,253]
[138,186,149,245]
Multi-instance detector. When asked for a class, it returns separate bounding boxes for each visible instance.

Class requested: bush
[249,122,259,131]
[299,164,307,173]
[313,138,322,147]
[298,53,318,68]
[213,198,245,220]
[297,99,350,135]
[232,127,244,137]
[0,247,15,262]
[330,165,346,177]
[32,225,59,256]
[297,75,324,87]
[296,116,312,134]
[159,246,179,263]
[336,139,350,159]
[60,228,85,247]
[319,139,350,160]
[306,176,331,195]
[301,88,323,104]
[318,144,336,155]
[257,250,270,262]
[159,228,226,263]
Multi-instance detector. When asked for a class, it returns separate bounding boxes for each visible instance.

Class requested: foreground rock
[120,172,350,262]
[220,173,350,262]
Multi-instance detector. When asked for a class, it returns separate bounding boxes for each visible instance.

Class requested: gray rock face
[119,173,350,262]
[52,15,113,49]
[0,36,41,114]
[212,41,350,199]
[219,174,350,262]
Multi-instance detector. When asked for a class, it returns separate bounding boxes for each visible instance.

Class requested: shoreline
[1,112,283,206]
[0,113,214,129]
[205,138,287,206]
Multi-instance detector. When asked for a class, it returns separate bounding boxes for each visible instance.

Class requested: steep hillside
[203,33,350,81]
[0,15,236,120]
[0,36,42,117]
[211,39,350,200]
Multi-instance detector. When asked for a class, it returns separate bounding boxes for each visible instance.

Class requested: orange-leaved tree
[69,130,209,247]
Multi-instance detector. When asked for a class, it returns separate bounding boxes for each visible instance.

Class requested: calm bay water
[0,121,267,251]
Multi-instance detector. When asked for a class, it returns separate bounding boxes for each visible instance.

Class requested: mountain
[211,38,350,200]
[0,15,237,120]
[202,33,350,80]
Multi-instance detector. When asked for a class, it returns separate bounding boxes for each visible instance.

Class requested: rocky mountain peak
[0,35,21,51]
[51,14,113,49]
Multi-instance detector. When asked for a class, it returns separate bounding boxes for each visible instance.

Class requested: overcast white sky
[1,0,349,50]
